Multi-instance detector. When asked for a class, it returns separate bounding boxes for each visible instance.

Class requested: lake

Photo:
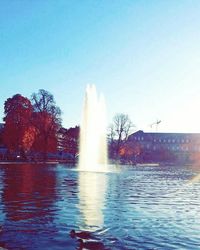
[0,163,200,249]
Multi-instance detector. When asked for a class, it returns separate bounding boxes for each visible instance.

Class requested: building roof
[129,130,200,140]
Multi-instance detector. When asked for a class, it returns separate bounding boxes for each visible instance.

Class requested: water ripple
[0,164,200,249]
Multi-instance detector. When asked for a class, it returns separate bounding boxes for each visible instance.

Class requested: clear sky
[1,0,200,133]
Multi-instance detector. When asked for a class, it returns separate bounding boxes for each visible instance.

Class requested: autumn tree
[31,89,61,160]
[3,94,35,157]
[119,141,142,164]
[108,113,134,159]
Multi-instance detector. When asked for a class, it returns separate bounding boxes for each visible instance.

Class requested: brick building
[128,130,200,164]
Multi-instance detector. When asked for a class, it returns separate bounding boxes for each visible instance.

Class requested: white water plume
[78,85,108,171]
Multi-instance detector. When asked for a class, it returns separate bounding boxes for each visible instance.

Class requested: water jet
[78,85,108,172]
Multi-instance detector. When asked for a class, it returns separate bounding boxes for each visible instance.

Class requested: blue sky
[1,0,200,132]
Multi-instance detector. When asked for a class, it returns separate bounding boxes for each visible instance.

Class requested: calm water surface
[0,164,200,249]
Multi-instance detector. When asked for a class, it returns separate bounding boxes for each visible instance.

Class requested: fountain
[78,84,108,171]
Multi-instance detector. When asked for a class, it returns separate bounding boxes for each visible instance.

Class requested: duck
[77,239,105,250]
[70,229,91,239]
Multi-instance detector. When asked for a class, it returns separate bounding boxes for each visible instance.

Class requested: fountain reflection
[78,171,107,229]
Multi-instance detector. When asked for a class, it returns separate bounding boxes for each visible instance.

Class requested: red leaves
[3,91,61,158]
[4,94,34,153]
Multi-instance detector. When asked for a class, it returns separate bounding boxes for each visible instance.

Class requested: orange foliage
[31,111,58,153]
[3,94,34,153]
[22,126,37,151]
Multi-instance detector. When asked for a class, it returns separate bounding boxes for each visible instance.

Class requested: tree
[3,94,35,157]
[31,89,61,160]
[108,113,134,159]
[119,143,134,163]
[107,124,116,159]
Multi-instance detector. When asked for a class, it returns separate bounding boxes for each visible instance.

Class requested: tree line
[0,89,135,162]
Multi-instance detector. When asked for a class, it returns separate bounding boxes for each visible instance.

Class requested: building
[0,123,7,160]
[128,130,200,164]
[57,127,68,152]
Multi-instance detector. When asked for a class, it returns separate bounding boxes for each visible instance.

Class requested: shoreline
[0,161,59,164]
[0,161,75,165]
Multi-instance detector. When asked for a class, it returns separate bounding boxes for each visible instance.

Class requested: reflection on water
[78,172,107,229]
[1,164,57,222]
[0,164,200,249]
